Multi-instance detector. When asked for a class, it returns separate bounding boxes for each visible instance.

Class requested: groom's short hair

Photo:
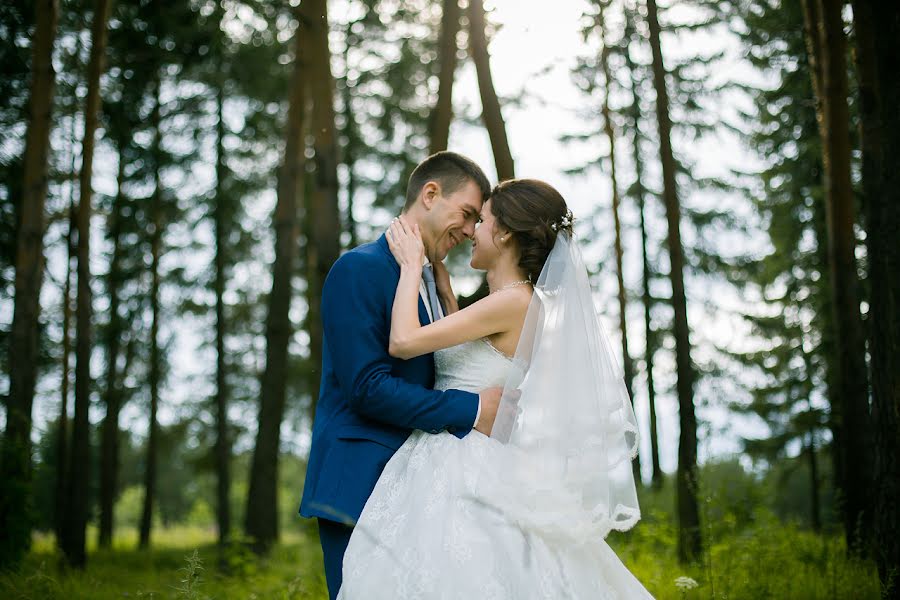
[404,151,491,210]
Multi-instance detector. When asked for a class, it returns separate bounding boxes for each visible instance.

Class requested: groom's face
[421,179,484,261]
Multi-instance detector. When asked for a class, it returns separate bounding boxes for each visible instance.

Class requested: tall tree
[97,144,128,548]
[59,0,111,569]
[245,10,308,553]
[56,199,75,542]
[429,0,461,153]
[854,0,900,588]
[723,0,840,534]
[304,0,343,418]
[595,0,639,482]
[138,79,164,550]
[0,0,58,569]
[211,45,232,553]
[621,3,662,487]
[800,0,871,549]
[467,0,514,180]
[645,0,702,564]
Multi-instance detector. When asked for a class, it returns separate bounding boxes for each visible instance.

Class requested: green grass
[0,513,881,599]
[0,524,328,600]
[610,509,881,599]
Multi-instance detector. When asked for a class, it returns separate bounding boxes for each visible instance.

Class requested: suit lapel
[377,233,433,326]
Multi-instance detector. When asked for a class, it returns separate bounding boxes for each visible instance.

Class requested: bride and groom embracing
[299,151,654,599]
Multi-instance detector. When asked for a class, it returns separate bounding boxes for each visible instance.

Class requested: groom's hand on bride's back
[475,387,503,436]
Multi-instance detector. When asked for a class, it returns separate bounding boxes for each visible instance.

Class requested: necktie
[421,264,442,322]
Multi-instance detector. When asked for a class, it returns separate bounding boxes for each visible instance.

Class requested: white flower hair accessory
[550,209,575,232]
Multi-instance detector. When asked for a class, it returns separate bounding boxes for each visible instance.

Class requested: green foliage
[174,549,205,600]
[0,527,327,599]
[610,480,879,599]
[0,484,880,600]
[333,0,445,239]
[714,1,837,524]
[0,0,32,302]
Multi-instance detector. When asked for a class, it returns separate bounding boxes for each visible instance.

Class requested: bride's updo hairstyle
[489,179,574,282]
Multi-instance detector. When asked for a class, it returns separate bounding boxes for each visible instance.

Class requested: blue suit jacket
[299,234,480,524]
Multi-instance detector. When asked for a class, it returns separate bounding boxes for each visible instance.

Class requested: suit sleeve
[322,252,479,435]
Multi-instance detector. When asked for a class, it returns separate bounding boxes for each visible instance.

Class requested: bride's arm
[386,217,525,360]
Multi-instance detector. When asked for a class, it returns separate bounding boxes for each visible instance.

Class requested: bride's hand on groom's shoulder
[386,216,424,269]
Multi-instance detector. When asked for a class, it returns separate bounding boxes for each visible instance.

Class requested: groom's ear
[421,181,440,210]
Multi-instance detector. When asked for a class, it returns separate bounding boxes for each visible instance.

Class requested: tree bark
[799,7,845,508]
[429,0,461,154]
[213,78,232,549]
[638,194,662,491]
[139,81,163,550]
[645,0,701,564]
[806,432,822,532]
[245,12,307,553]
[0,0,58,569]
[467,0,514,180]
[61,0,111,569]
[339,20,359,249]
[597,2,640,483]
[623,7,662,489]
[857,0,900,588]
[98,149,128,549]
[55,199,75,544]
[801,0,871,551]
[304,0,342,421]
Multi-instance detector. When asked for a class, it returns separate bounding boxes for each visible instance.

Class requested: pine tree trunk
[645,0,701,564]
[339,23,358,249]
[639,200,662,490]
[304,0,342,420]
[213,80,232,549]
[801,0,871,550]
[98,150,127,549]
[809,161,843,532]
[56,109,80,545]
[139,82,163,550]
[55,200,74,544]
[799,342,822,533]
[0,0,58,569]
[429,0,461,154]
[623,8,662,489]
[858,0,900,588]
[597,2,639,483]
[61,0,110,568]
[806,432,822,532]
[245,15,307,554]
[467,0,514,180]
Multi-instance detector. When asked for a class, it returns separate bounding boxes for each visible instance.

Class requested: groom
[299,151,504,600]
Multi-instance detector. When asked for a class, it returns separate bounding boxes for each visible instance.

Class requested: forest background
[1,0,897,598]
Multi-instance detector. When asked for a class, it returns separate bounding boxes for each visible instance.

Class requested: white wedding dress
[337,338,654,599]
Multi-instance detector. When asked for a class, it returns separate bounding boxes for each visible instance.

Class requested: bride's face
[470,199,505,270]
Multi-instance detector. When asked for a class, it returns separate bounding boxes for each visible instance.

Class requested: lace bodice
[434,339,513,393]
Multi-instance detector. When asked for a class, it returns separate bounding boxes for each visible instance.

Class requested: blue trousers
[317,518,354,600]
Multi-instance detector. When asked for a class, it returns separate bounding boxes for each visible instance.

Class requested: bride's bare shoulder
[478,286,532,314]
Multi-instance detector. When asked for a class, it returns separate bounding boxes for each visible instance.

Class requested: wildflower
[674,575,699,592]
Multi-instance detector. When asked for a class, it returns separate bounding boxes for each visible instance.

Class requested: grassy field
[0,513,882,599]
[0,523,329,599]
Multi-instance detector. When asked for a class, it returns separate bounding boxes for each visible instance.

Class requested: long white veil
[489,232,641,542]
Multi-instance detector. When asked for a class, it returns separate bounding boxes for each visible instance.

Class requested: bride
[338,179,654,599]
